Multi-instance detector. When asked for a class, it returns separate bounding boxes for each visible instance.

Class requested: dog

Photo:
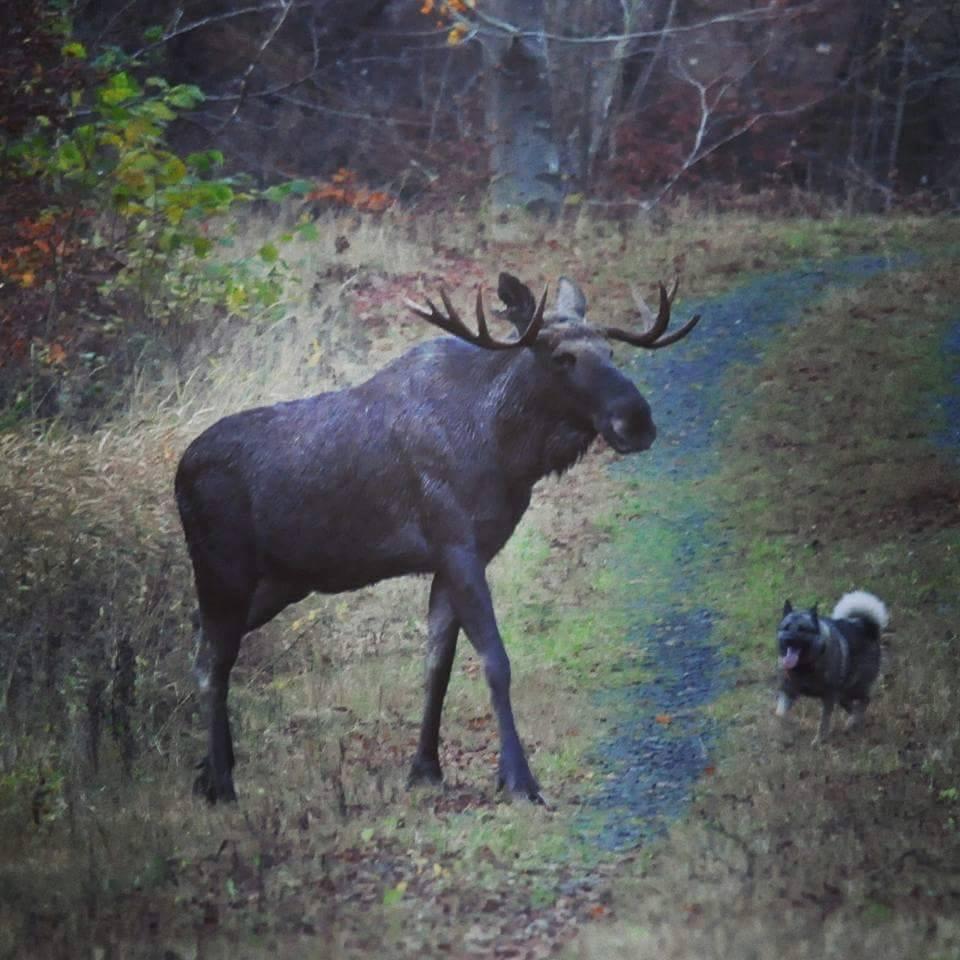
[775,590,888,744]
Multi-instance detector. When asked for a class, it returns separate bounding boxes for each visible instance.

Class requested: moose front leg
[409,577,460,786]
[440,546,542,802]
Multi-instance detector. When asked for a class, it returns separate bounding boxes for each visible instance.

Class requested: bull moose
[176,272,700,804]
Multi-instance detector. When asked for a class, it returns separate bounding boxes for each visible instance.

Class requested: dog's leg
[812,699,835,746]
[775,690,795,719]
[845,699,868,732]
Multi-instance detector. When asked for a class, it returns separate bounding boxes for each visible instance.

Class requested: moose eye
[553,351,576,369]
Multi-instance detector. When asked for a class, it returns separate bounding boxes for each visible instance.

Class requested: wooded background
[32,0,960,212]
[2,0,959,424]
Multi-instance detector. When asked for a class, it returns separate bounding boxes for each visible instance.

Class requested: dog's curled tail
[832,590,889,629]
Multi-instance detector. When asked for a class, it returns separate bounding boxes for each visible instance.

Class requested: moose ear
[554,276,587,322]
[497,272,537,332]
[782,600,793,617]
[811,604,819,626]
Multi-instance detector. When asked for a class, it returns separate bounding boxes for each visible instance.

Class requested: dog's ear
[782,600,793,617]
[811,604,819,628]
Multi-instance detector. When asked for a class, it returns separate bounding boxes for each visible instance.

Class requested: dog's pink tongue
[780,648,800,670]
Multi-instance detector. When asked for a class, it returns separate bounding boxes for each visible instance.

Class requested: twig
[465,0,828,48]
[130,3,295,60]
[217,0,297,133]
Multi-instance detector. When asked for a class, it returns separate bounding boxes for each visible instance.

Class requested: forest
[2,1,960,958]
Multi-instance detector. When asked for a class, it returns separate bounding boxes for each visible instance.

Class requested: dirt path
[582,253,921,850]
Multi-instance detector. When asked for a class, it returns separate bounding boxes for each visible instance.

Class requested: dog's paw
[774,693,794,719]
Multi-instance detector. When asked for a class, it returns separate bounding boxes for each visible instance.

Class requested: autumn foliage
[306,168,394,214]
[0,213,75,293]
[0,2,300,422]
[418,0,475,45]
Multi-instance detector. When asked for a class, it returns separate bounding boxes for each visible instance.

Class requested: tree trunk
[483,0,563,213]
[885,36,911,210]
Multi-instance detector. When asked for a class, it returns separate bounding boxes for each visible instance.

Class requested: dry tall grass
[0,212,444,951]
[0,207,627,955]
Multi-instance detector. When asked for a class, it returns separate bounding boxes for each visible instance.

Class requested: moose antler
[405,285,548,350]
[602,278,701,350]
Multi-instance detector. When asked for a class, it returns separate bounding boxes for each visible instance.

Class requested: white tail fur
[831,590,889,629]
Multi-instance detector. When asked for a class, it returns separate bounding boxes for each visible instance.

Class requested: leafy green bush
[5,41,303,322]
[0,6,327,425]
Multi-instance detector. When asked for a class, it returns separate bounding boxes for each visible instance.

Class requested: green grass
[574,254,960,959]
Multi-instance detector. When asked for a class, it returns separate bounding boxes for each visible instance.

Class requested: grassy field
[575,252,960,959]
[0,208,958,958]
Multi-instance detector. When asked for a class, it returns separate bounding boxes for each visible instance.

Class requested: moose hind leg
[246,578,309,633]
[409,577,460,786]
[194,615,242,804]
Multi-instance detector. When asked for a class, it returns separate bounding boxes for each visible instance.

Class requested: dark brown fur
[177,273,685,803]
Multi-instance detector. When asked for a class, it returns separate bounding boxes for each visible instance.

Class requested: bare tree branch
[130,2,298,61]
[460,0,829,48]
[643,49,835,210]
[216,0,297,131]
[200,10,321,106]
[621,0,677,117]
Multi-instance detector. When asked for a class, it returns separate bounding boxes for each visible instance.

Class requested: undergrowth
[2,212,958,959]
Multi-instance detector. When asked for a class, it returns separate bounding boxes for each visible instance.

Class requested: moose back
[175,272,700,803]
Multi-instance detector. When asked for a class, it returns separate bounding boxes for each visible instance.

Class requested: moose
[176,272,700,804]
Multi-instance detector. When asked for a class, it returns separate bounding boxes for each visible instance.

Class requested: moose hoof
[407,756,444,787]
[193,757,237,805]
[497,769,544,805]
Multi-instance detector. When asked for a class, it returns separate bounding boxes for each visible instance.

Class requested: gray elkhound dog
[775,590,888,744]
